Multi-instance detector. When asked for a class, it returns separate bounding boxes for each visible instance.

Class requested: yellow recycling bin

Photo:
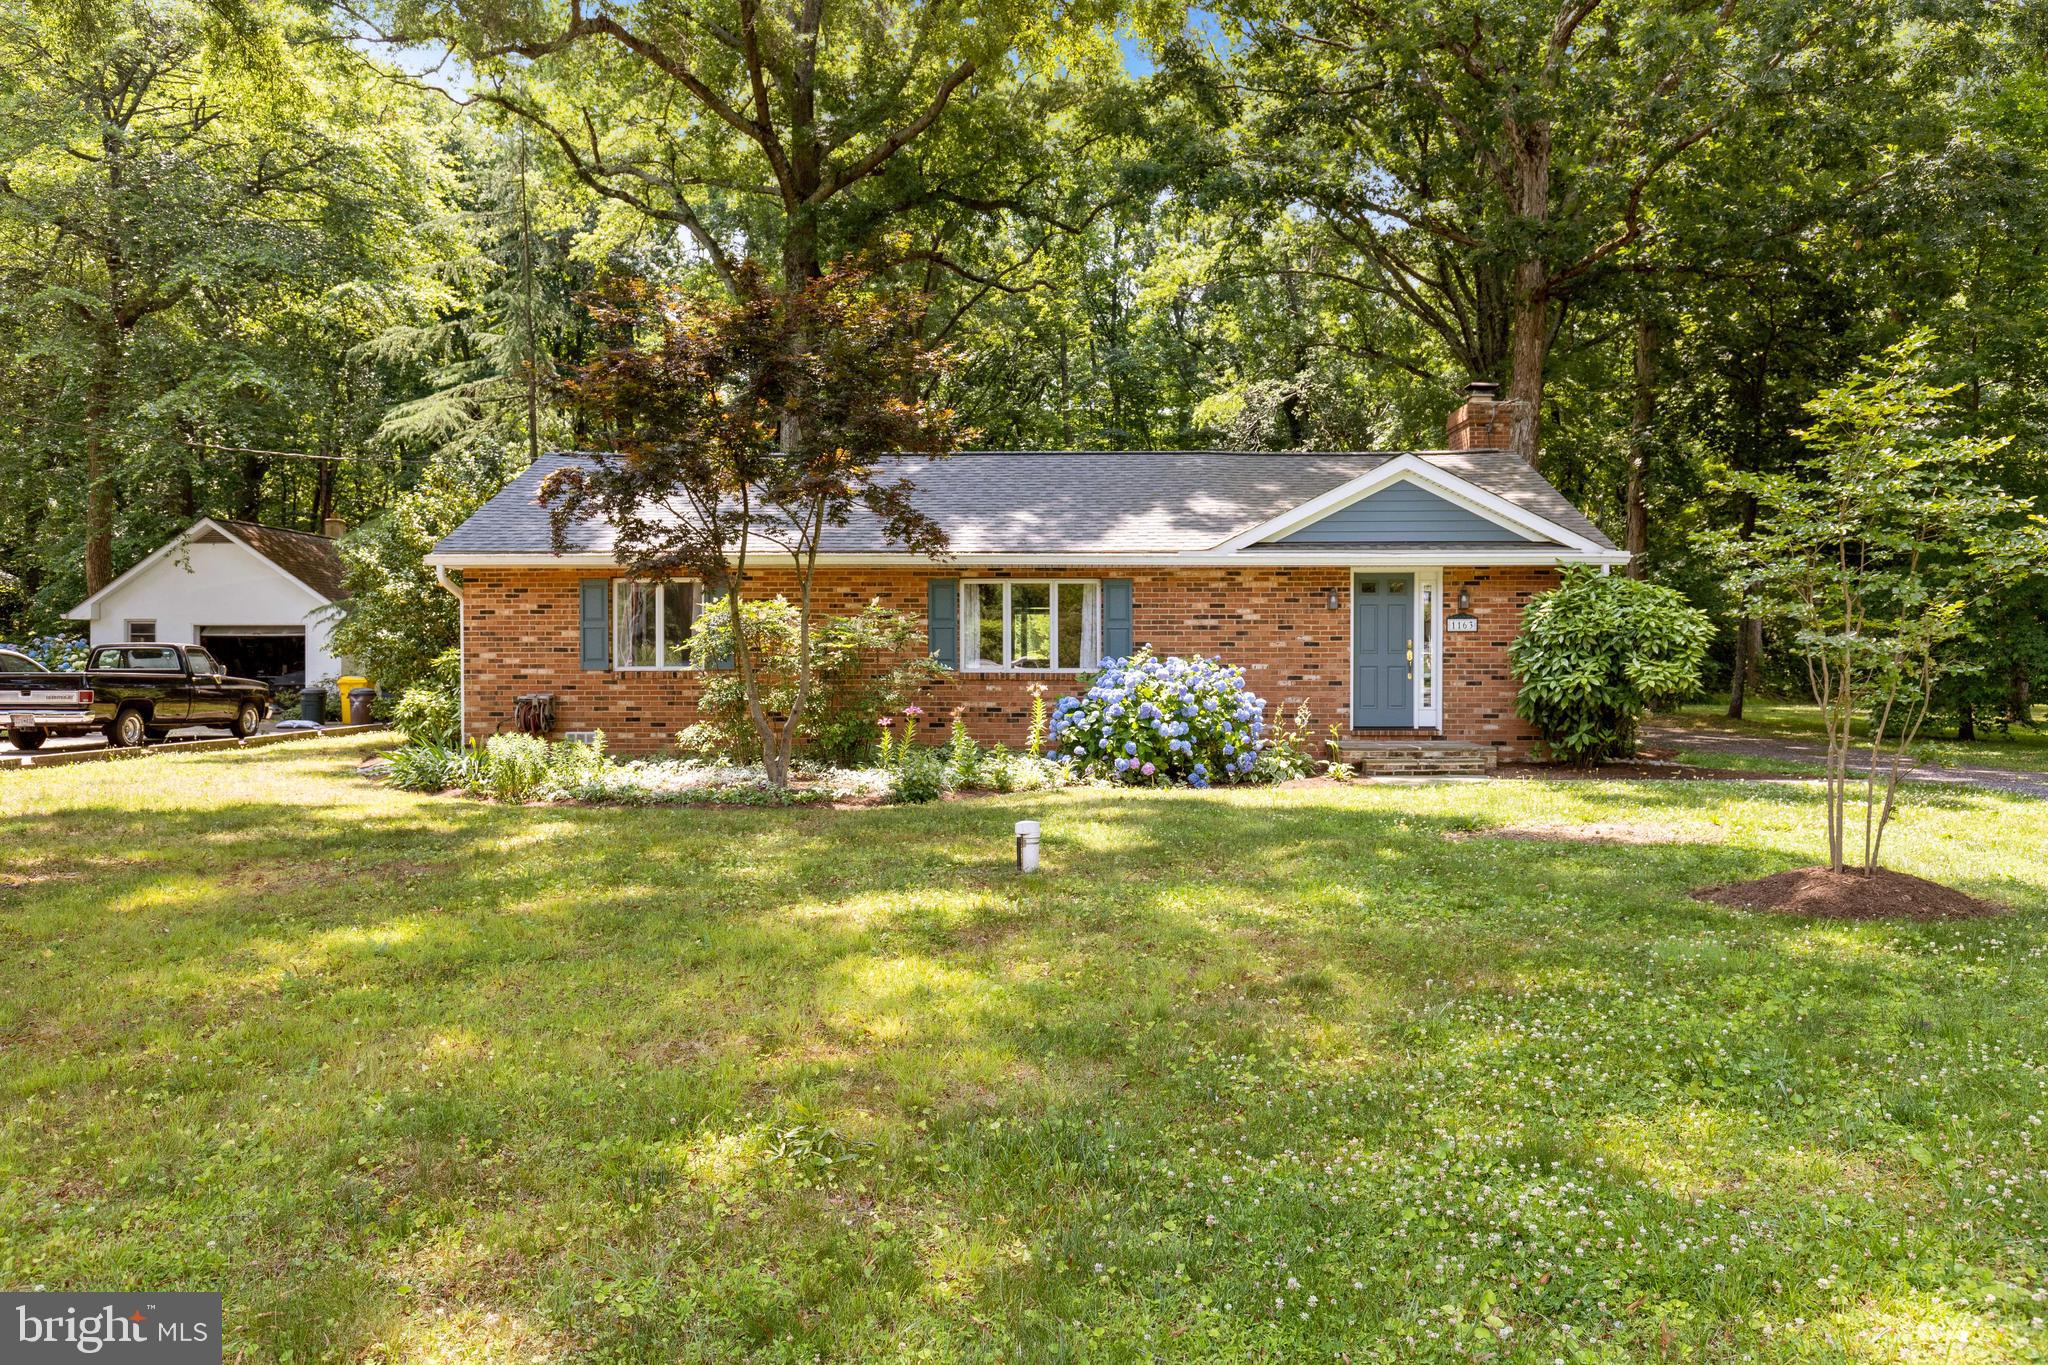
[337,675,371,724]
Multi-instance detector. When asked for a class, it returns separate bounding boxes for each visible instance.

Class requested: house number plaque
[1445,613,1479,633]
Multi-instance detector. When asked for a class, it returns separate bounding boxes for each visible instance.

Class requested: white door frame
[1347,565,1444,732]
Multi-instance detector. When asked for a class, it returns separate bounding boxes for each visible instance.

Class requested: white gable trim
[1211,454,1605,555]
[65,517,330,620]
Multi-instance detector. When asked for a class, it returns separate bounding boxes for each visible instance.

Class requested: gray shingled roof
[430,449,1616,559]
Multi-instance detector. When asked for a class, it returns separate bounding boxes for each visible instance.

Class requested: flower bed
[371,656,1329,807]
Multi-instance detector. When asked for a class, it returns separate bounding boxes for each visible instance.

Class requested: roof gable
[66,517,344,619]
[1265,477,1539,546]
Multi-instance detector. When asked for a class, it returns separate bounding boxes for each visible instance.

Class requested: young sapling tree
[1714,334,2048,872]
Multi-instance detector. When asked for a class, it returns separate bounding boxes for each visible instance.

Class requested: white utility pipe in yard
[1016,820,1041,873]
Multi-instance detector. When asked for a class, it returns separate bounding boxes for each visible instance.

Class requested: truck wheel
[8,728,44,751]
[230,702,262,738]
[108,707,148,748]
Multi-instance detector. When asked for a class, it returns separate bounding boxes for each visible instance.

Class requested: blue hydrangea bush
[1047,651,1268,787]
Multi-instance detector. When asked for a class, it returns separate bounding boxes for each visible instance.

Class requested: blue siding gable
[1268,479,1536,545]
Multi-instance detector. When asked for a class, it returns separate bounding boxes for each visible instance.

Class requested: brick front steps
[1334,738,1499,777]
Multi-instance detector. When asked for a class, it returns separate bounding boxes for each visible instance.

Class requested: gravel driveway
[1641,720,2048,800]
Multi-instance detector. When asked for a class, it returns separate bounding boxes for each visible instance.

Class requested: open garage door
[197,626,306,687]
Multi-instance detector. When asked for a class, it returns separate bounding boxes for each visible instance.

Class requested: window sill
[954,667,1094,679]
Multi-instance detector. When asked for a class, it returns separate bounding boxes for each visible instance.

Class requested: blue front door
[1352,573,1415,728]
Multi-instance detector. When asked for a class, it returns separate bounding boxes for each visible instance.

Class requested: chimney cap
[1463,380,1501,401]
[321,516,347,539]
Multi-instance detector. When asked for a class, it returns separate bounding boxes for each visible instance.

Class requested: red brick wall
[459,562,1556,757]
[1441,566,1557,753]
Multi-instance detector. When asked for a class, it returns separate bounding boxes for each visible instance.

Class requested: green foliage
[887,747,946,805]
[382,739,470,792]
[0,1,467,622]
[328,448,525,692]
[1250,701,1322,783]
[680,599,945,767]
[390,649,461,746]
[1710,333,2048,869]
[1511,566,1714,765]
[943,715,984,789]
[473,732,552,801]
[381,730,615,801]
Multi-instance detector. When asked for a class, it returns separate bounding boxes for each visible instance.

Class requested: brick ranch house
[426,385,1628,760]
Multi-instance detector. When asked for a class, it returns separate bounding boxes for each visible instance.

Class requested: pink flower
[903,705,924,718]
[876,716,893,729]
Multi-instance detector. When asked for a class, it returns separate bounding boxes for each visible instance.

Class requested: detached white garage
[66,517,351,687]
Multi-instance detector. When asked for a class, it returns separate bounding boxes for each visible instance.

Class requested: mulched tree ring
[1691,866,2005,921]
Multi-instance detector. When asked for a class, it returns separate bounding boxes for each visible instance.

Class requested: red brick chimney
[1445,381,1511,450]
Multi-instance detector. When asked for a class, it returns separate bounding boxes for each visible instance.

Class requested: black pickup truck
[0,643,273,750]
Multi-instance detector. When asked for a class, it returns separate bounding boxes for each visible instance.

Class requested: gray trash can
[347,687,377,726]
[300,686,325,723]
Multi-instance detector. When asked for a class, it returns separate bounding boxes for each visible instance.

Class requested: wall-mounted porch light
[1325,588,1342,609]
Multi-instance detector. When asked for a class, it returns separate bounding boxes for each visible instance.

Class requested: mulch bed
[1690,866,2005,921]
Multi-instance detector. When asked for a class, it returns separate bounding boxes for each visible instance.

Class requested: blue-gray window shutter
[927,578,959,668]
[1101,578,1133,660]
[579,579,610,670]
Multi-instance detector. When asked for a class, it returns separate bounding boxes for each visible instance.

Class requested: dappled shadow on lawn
[3,755,2046,1359]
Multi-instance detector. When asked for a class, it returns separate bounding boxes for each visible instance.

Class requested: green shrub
[888,747,945,804]
[392,649,461,746]
[943,714,984,788]
[542,732,611,788]
[1251,701,1319,782]
[384,741,469,792]
[475,733,553,801]
[682,598,945,765]
[1510,566,1713,765]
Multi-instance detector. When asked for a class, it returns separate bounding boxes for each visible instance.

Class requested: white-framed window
[1418,580,1435,714]
[962,579,1099,671]
[613,580,699,669]
[125,620,156,643]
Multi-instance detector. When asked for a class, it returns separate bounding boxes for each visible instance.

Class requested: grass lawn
[5,738,2048,1362]
[1664,699,2048,775]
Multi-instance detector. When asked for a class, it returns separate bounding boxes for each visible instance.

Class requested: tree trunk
[1504,117,1552,468]
[1728,622,1748,720]
[80,328,124,594]
[2010,665,2033,727]
[1957,702,1976,742]
[235,453,266,520]
[1728,492,1760,719]
[1624,316,1657,576]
